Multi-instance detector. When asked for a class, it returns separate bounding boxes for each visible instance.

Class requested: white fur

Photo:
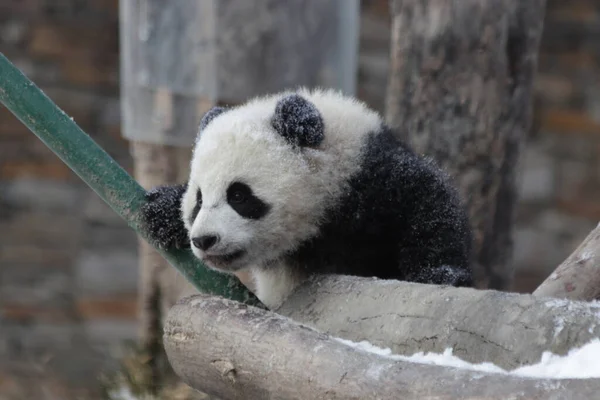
[181,88,381,308]
[251,262,309,309]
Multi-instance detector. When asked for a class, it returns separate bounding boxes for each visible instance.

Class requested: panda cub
[142,88,473,309]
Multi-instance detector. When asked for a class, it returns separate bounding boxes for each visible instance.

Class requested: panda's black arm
[140,183,190,250]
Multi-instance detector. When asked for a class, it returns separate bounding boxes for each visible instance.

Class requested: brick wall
[0,2,138,398]
[1,0,599,398]
[512,0,600,292]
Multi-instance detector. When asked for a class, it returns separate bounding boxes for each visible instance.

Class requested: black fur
[226,182,271,220]
[285,126,473,287]
[272,94,324,147]
[189,188,201,225]
[142,184,189,250]
[199,106,227,132]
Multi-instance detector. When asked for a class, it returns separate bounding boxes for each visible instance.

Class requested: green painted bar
[0,53,262,307]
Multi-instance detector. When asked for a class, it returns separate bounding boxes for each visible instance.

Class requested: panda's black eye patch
[189,188,202,224]
[226,182,270,220]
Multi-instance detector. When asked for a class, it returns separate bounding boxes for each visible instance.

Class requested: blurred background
[0,0,599,398]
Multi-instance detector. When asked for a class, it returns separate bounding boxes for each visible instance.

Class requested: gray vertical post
[120,1,221,393]
[121,0,359,147]
[120,0,218,146]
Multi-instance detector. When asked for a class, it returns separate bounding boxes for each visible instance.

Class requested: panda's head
[181,89,381,273]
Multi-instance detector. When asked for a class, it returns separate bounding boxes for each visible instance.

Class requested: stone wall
[0,0,599,398]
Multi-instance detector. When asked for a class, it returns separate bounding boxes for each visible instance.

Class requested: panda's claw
[145,188,161,201]
[140,184,189,250]
[173,236,190,250]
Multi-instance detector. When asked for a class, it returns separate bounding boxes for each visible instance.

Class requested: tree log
[164,294,600,400]
[275,275,600,369]
[385,0,546,290]
[534,224,600,301]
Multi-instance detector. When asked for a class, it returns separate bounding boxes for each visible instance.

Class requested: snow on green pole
[0,53,261,307]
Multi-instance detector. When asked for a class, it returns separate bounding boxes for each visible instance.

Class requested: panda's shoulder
[363,125,460,201]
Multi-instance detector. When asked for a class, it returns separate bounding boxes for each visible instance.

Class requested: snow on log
[164,294,600,400]
[534,224,600,301]
[275,275,600,369]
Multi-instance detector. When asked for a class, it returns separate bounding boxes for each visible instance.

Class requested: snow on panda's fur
[142,88,473,309]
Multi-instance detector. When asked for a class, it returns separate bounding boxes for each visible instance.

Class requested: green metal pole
[0,53,262,307]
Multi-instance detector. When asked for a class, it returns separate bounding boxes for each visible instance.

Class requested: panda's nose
[192,234,219,251]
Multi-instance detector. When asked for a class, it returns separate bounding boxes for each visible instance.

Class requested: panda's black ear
[272,94,324,147]
[199,106,227,133]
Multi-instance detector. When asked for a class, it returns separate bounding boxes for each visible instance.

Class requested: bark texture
[385,0,546,290]
[165,294,600,400]
[534,224,600,301]
[276,275,600,370]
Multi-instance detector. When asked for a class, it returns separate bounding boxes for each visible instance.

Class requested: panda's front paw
[140,184,190,250]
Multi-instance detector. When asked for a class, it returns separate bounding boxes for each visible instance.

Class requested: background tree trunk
[385,0,546,290]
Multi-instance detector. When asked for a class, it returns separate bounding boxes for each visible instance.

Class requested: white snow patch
[543,298,570,309]
[544,299,600,338]
[591,300,600,307]
[578,251,593,262]
[553,316,566,338]
[335,338,394,356]
[547,272,559,281]
[544,299,576,338]
[334,337,600,380]
[511,341,600,379]
[109,387,140,400]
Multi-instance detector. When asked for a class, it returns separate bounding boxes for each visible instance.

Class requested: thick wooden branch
[275,275,600,369]
[164,294,600,400]
[534,224,600,301]
[385,0,546,290]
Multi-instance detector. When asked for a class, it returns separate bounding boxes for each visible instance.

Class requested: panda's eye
[230,188,247,204]
[189,188,202,225]
[227,182,250,204]
[227,181,271,220]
